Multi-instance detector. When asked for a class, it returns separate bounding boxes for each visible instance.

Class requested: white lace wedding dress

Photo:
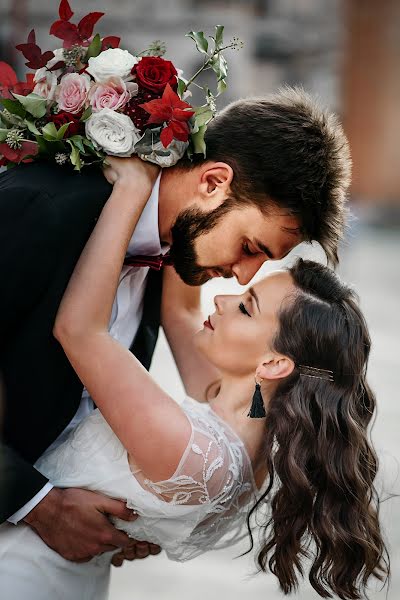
[0,397,258,600]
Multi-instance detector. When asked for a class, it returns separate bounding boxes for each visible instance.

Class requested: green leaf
[56,122,71,140]
[12,93,47,118]
[214,25,224,48]
[177,78,186,99]
[26,119,41,135]
[86,33,102,60]
[186,31,209,54]
[194,105,213,128]
[217,78,227,95]
[0,98,26,118]
[80,106,92,122]
[211,54,228,95]
[41,122,59,141]
[35,134,67,155]
[67,140,82,171]
[69,135,86,153]
[0,129,9,142]
[191,124,207,157]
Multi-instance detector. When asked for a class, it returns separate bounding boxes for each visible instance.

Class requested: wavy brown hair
[247,259,389,599]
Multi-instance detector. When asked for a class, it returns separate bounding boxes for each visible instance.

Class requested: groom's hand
[24,487,137,562]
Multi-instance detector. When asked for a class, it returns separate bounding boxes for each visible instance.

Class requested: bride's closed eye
[239,302,251,317]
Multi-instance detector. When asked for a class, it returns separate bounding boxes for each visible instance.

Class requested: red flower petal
[50,21,81,47]
[160,126,174,148]
[0,141,38,163]
[162,83,191,110]
[171,107,195,122]
[27,29,36,45]
[169,120,190,142]
[78,12,105,40]
[59,0,74,21]
[0,62,17,87]
[15,43,42,64]
[48,60,66,72]
[140,100,172,124]
[101,36,121,50]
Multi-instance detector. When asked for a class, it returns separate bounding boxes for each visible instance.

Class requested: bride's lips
[203,315,214,330]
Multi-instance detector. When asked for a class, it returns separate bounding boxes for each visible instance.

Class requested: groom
[0,88,350,562]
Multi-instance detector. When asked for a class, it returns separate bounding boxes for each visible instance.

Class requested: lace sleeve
[138,400,257,561]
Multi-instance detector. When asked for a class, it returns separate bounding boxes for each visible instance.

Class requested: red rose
[133,57,177,93]
[48,111,82,137]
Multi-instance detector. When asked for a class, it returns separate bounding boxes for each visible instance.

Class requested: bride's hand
[103,156,160,192]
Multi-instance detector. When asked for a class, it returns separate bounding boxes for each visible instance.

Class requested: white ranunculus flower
[85,108,141,157]
[137,139,189,168]
[86,48,139,82]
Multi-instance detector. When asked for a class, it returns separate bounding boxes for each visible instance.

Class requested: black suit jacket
[0,162,162,522]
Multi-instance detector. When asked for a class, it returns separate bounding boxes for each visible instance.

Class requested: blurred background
[0,0,399,598]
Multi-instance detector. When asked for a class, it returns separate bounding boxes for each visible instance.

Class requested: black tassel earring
[247,377,266,418]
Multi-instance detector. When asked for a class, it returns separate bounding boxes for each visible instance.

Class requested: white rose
[137,139,188,168]
[33,71,58,102]
[85,108,141,157]
[86,48,139,82]
[34,48,64,83]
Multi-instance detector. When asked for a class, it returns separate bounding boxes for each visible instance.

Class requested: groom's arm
[161,266,221,401]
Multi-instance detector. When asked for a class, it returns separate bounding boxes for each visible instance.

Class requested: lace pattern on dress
[134,398,257,560]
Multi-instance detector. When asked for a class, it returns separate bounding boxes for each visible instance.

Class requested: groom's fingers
[100,497,138,522]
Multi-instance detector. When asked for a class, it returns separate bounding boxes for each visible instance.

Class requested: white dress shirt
[9,174,165,524]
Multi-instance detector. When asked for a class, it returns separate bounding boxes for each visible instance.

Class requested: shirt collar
[127,173,164,256]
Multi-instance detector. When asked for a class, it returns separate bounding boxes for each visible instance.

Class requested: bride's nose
[213,295,225,314]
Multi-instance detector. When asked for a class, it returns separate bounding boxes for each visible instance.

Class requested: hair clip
[297,364,334,382]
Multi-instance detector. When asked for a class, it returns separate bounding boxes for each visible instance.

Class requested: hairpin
[297,364,334,382]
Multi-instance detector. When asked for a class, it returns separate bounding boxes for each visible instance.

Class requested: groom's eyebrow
[254,238,292,261]
[253,239,274,259]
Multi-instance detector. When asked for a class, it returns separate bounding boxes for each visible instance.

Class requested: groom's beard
[170,204,234,286]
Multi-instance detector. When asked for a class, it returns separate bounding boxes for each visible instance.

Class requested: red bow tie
[123,252,172,271]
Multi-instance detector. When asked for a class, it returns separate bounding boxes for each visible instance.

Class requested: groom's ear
[197,162,234,209]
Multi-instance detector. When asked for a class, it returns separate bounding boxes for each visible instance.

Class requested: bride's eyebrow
[249,287,260,312]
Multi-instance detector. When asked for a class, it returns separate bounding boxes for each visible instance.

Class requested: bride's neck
[209,375,267,421]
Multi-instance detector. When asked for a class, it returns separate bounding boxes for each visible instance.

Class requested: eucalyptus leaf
[12,93,47,118]
[191,124,207,157]
[26,119,41,135]
[214,25,224,48]
[186,31,209,54]
[86,33,102,60]
[41,122,59,141]
[194,106,213,128]
[217,78,227,95]
[0,129,9,142]
[69,135,86,153]
[0,99,26,119]
[80,106,93,122]
[177,78,186,99]
[67,140,82,171]
[56,122,71,140]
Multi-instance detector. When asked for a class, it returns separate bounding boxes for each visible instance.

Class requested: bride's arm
[161,266,221,402]
[54,158,191,483]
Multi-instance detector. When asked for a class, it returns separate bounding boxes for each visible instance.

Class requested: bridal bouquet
[0,0,241,170]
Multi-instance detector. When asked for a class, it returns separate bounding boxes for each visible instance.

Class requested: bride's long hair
[248,259,389,599]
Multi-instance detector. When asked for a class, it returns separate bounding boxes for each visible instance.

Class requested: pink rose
[88,77,138,112]
[56,73,90,114]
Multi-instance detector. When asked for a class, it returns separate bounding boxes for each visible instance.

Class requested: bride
[0,159,388,600]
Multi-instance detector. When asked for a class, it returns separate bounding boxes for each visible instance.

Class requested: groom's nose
[232,255,268,285]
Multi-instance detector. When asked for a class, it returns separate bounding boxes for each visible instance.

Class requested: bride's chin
[193,330,211,356]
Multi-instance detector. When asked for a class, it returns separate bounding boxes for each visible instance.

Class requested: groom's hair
[185,87,351,265]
